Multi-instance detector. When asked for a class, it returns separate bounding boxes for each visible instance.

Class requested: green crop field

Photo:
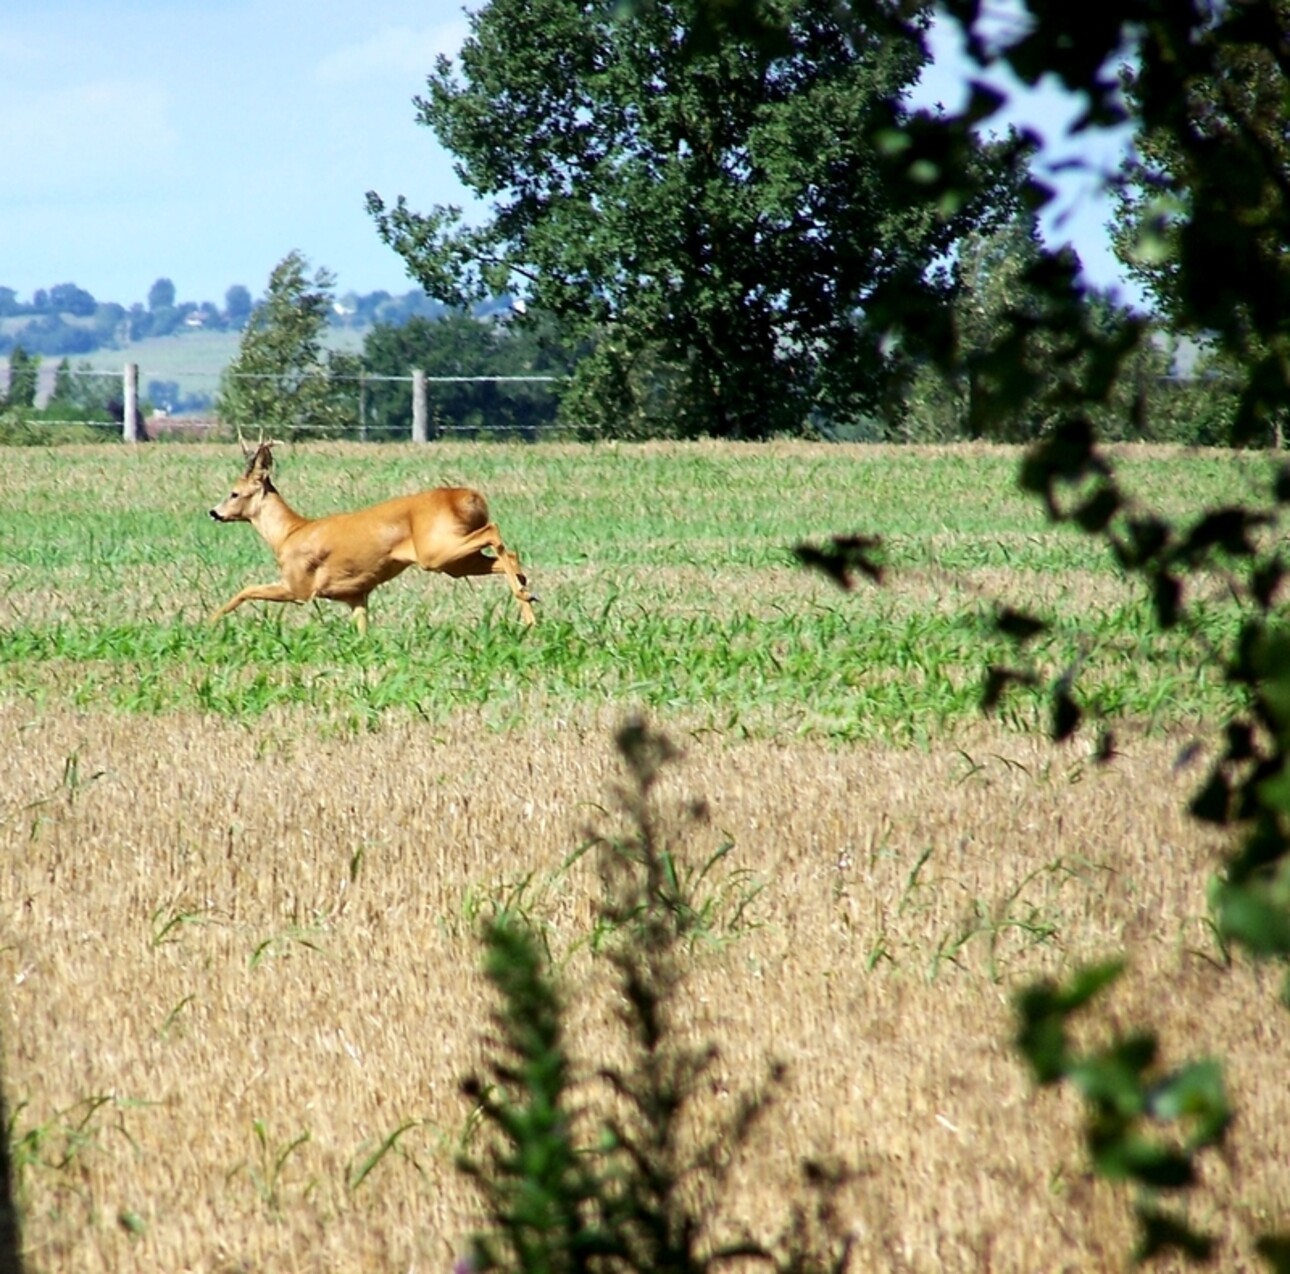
[1,440,1287,1271]
[0,440,1263,738]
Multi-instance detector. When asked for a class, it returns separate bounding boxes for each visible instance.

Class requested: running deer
[209,442,536,632]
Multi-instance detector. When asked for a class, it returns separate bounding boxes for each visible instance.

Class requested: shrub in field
[0,408,105,446]
[458,718,852,1274]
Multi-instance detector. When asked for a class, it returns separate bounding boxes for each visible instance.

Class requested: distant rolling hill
[34,328,367,413]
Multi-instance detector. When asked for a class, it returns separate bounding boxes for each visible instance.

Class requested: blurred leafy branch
[794,0,1290,1263]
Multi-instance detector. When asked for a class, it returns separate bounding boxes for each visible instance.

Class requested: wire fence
[0,363,565,441]
[4,359,1246,444]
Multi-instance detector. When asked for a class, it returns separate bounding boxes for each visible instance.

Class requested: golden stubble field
[2,441,1289,1272]
[3,702,1290,1272]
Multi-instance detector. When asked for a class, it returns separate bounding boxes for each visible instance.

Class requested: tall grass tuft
[458,718,853,1274]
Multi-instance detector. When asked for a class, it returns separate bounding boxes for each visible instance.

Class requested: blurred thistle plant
[457,717,854,1274]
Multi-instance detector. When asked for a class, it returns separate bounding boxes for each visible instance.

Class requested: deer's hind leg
[417,523,537,625]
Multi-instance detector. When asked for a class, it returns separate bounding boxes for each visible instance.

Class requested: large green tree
[1111,4,1290,446]
[1112,2,1290,334]
[217,251,360,441]
[368,0,1020,438]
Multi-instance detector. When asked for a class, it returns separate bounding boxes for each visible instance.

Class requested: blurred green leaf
[1214,883,1290,956]
[1256,1233,1290,1272]
[1134,1204,1216,1263]
[1146,1059,1230,1147]
[1092,1135,1194,1189]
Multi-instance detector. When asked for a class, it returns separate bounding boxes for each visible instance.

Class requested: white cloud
[314,21,469,86]
[6,80,180,199]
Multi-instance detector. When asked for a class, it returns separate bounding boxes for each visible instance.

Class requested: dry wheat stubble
[2,700,1289,1271]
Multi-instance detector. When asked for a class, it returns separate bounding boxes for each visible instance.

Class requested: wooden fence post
[411,368,428,443]
[122,363,145,442]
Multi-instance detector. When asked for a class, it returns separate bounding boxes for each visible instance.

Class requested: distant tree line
[208,236,1242,446]
[0,276,458,359]
[1,254,572,438]
[2,239,1249,445]
[0,351,116,419]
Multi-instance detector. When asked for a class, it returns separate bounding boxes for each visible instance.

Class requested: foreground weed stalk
[458,717,853,1274]
[0,1042,20,1272]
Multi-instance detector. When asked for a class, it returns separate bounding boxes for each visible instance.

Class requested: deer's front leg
[210,581,302,624]
[347,596,372,636]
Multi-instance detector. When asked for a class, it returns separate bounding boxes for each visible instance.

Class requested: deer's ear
[246,444,274,479]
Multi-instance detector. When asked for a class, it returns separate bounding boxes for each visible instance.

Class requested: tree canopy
[224,284,253,329]
[147,277,176,312]
[368,0,1022,438]
[2,348,38,411]
[1113,0,1290,334]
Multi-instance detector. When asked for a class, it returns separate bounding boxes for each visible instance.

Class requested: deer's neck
[251,490,310,555]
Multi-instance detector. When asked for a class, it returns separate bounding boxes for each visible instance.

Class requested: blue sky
[2,1,1137,311]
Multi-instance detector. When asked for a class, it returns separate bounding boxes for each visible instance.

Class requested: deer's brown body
[209,443,536,632]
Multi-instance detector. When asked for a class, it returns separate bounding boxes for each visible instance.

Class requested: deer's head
[210,442,276,522]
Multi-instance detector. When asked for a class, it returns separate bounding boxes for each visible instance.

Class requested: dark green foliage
[793,535,884,590]
[225,285,253,329]
[898,211,1185,443]
[49,358,74,407]
[361,312,575,439]
[0,1033,22,1272]
[368,0,1022,438]
[37,359,119,426]
[1112,4,1290,344]
[459,921,605,1273]
[995,609,1046,646]
[147,279,176,312]
[0,347,111,443]
[459,719,853,1274]
[1255,1235,1290,1273]
[45,284,95,318]
[0,348,108,442]
[0,417,107,446]
[1013,435,1290,968]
